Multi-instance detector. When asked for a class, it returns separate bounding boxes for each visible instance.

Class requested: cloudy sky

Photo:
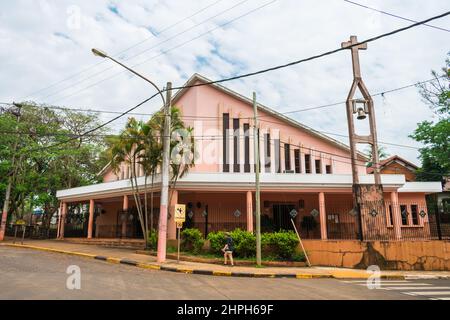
[1,0,449,165]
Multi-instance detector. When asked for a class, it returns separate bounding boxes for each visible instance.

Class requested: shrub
[181,228,204,254]
[230,229,255,258]
[146,229,158,250]
[262,230,299,260]
[207,231,227,254]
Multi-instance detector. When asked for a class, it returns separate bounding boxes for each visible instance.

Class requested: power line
[20,0,226,100]
[343,0,450,33]
[46,0,277,104]
[10,11,450,154]
[168,10,450,92]
[2,74,444,120]
[5,129,447,176]
[37,0,257,103]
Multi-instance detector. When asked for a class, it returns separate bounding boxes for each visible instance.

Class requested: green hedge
[181,228,204,254]
[146,229,158,250]
[262,230,299,260]
[207,229,300,260]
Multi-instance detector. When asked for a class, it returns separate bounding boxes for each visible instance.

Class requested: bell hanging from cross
[356,107,367,120]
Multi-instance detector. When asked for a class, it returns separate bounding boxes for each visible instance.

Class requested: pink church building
[56,74,442,242]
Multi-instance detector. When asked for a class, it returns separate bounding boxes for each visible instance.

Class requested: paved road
[1,247,448,300]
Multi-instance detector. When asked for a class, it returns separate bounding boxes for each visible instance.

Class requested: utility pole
[157,82,172,263]
[252,92,261,266]
[341,36,385,241]
[0,103,22,241]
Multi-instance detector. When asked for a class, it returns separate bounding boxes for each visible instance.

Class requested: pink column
[319,192,327,240]
[167,190,178,240]
[87,199,95,239]
[246,191,254,232]
[122,195,128,238]
[60,202,67,239]
[390,191,402,240]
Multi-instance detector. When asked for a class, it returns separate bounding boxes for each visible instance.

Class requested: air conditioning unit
[283,169,295,173]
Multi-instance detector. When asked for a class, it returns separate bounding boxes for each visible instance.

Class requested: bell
[356,107,366,120]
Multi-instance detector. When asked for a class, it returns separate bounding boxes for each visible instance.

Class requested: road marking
[404,291,450,296]
[343,280,411,284]
[384,286,450,290]
[356,283,430,286]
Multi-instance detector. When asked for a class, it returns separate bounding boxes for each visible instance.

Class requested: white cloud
[0,0,449,165]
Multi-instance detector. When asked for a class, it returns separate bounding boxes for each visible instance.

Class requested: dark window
[264,133,271,172]
[411,205,419,225]
[233,118,240,172]
[284,144,291,171]
[305,154,311,173]
[294,149,301,173]
[244,123,250,173]
[400,205,408,225]
[326,165,332,174]
[222,113,229,172]
[274,139,281,173]
[315,159,321,173]
[388,205,393,226]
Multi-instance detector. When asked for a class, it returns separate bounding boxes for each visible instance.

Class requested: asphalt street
[1,247,448,300]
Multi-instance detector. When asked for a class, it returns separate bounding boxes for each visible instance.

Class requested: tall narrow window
[400,205,408,225]
[305,154,311,173]
[325,165,332,174]
[411,205,419,225]
[244,123,250,173]
[274,139,281,173]
[233,118,240,172]
[388,205,393,226]
[284,144,291,171]
[294,149,301,173]
[264,133,271,172]
[222,113,229,172]
[315,159,321,174]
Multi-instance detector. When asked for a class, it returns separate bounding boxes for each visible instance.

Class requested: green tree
[365,145,389,168]
[0,102,109,232]
[107,106,195,247]
[410,53,450,182]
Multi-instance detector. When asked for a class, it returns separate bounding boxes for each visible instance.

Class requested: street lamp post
[92,48,171,262]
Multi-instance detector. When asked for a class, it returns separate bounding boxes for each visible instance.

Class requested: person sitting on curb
[222,232,234,266]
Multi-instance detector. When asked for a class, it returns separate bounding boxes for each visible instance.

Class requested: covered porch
[55,173,443,241]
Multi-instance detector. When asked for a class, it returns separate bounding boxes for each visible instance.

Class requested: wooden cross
[341,35,367,79]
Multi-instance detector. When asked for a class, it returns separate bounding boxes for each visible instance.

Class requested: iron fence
[325,200,450,241]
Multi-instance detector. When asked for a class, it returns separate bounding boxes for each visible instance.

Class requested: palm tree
[108,118,147,244]
[365,146,389,168]
[140,118,162,245]
[150,106,196,221]
[108,106,196,248]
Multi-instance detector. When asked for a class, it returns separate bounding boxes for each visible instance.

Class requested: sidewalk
[2,239,450,279]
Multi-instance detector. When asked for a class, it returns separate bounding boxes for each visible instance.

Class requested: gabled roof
[98,73,369,177]
[173,73,368,160]
[367,155,419,174]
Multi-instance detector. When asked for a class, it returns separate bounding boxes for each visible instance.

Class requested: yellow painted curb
[136,263,161,270]
[212,271,232,276]
[106,257,121,264]
[311,274,332,279]
[7,244,98,260]
[177,268,194,274]
[296,274,313,279]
